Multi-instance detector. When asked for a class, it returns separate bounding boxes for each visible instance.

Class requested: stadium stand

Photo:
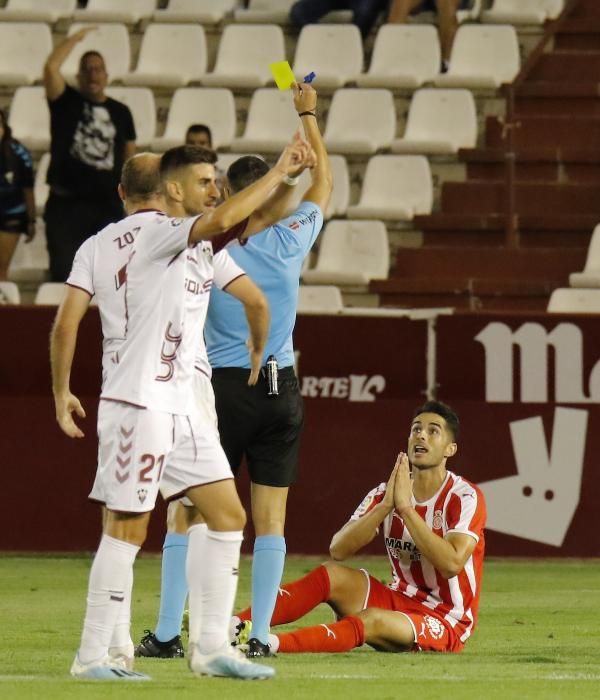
[355,24,441,88]
[0,0,77,23]
[391,88,477,155]
[570,225,600,288]
[297,285,344,314]
[200,24,286,88]
[547,287,600,312]
[0,23,53,85]
[292,24,363,89]
[302,220,389,286]
[347,155,433,221]
[122,23,207,88]
[152,88,236,151]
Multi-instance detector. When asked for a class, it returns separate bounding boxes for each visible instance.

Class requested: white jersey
[101,213,246,414]
[67,209,160,386]
[194,249,246,378]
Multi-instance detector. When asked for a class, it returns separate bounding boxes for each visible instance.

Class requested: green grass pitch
[1,555,599,699]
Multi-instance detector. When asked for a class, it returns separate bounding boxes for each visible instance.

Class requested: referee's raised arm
[293,81,333,213]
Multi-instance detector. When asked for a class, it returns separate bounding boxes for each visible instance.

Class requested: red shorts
[366,575,463,653]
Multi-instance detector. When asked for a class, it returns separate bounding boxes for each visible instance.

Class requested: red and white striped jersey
[351,470,486,643]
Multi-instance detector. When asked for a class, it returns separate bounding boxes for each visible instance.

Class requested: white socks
[186,526,243,655]
[109,564,134,657]
[78,535,139,665]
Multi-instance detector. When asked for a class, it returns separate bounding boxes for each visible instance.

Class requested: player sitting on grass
[232,401,486,654]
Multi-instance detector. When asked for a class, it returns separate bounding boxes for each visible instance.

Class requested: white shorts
[89,398,232,512]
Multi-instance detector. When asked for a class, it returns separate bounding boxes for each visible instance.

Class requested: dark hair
[120,154,162,201]
[226,156,269,194]
[0,108,11,142]
[185,123,213,147]
[412,400,459,441]
[78,51,105,72]
[160,145,218,179]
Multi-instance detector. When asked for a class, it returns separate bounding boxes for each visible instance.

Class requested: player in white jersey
[232,401,486,655]
[51,153,270,672]
[54,136,312,681]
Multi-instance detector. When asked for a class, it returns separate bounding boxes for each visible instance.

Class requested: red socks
[277,615,365,653]
[238,564,331,625]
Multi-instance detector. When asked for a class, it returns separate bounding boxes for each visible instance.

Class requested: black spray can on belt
[265,355,279,397]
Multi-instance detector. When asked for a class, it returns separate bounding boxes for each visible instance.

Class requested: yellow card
[269,60,295,90]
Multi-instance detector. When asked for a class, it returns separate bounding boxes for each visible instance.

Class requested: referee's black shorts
[211,366,304,487]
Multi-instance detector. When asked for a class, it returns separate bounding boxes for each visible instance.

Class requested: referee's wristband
[283,174,300,186]
[298,111,317,118]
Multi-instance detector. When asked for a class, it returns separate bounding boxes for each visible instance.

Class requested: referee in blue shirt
[205,82,333,658]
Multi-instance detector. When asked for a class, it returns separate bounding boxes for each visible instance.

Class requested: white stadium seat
[275,154,349,219]
[0,23,53,85]
[569,224,600,288]
[434,25,520,89]
[9,87,50,151]
[293,24,363,89]
[324,89,396,155]
[0,282,21,305]
[34,153,51,216]
[74,0,156,24]
[123,24,206,88]
[152,88,236,151]
[302,220,389,285]
[347,155,433,221]
[231,88,300,153]
[9,225,49,283]
[153,0,239,25]
[391,89,477,155]
[201,24,286,89]
[61,23,131,83]
[34,282,66,305]
[297,285,343,314]
[105,88,156,148]
[356,25,441,89]
[0,0,76,22]
[547,288,600,313]
[482,0,564,25]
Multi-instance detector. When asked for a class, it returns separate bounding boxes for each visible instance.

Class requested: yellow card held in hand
[270,60,295,90]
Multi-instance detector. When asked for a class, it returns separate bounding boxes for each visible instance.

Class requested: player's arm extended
[188,138,306,244]
[50,286,91,438]
[330,465,398,560]
[394,455,476,578]
[223,275,270,386]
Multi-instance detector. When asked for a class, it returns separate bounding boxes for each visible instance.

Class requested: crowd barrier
[1,306,598,556]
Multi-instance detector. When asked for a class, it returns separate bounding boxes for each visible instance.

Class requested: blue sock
[251,535,286,644]
[155,533,188,642]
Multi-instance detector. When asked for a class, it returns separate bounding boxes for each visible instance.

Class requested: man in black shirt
[43,27,137,281]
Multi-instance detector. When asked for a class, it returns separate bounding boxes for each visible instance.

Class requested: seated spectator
[388,0,471,72]
[185,123,213,149]
[290,0,389,39]
[0,108,35,281]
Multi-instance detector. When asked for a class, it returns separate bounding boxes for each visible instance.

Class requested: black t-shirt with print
[47,85,136,198]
